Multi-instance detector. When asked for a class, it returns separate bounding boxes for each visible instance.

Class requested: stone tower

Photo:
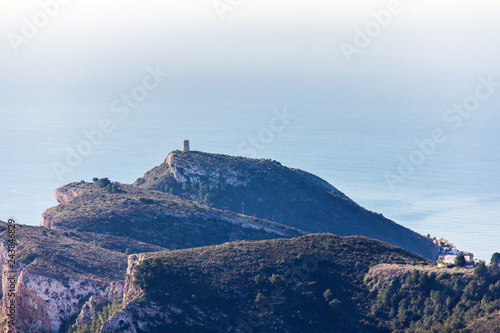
[183,140,190,152]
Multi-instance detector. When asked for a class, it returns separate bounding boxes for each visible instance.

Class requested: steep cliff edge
[54,183,86,205]
[134,150,437,260]
[40,184,86,228]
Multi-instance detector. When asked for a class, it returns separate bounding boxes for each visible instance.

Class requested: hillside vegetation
[103,234,431,332]
[42,181,305,250]
[99,234,500,333]
[0,222,155,281]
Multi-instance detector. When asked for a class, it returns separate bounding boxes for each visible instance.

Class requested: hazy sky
[1,0,500,106]
[1,1,500,258]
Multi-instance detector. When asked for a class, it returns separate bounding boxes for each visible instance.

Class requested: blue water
[1,102,499,260]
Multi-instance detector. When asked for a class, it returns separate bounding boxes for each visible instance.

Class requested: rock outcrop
[15,273,106,332]
[0,223,131,332]
[54,182,85,205]
[74,296,110,327]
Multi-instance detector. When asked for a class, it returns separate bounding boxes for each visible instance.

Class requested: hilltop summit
[134,150,437,260]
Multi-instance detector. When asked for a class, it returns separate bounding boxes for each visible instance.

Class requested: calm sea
[2,103,499,260]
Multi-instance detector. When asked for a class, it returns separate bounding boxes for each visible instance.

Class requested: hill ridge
[134,150,437,260]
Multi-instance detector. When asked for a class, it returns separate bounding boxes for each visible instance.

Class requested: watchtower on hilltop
[183,140,190,152]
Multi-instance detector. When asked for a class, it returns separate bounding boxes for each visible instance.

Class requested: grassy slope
[0,222,166,281]
[44,182,305,250]
[465,311,500,333]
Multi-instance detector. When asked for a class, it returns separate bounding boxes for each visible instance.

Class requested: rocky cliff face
[73,295,109,327]
[101,254,148,333]
[0,239,107,332]
[122,254,145,305]
[41,184,85,228]
[165,151,252,186]
[54,184,85,205]
[40,213,54,229]
[0,223,132,332]
[15,272,107,332]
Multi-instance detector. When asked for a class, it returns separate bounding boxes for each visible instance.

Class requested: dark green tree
[490,253,500,275]
[455,253,466,268]
[97,178,111,188]
[473,261,487,278]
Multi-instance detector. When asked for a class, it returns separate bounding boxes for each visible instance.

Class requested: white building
[438,252,476,268]
[440,254,457,264]
[463,252,474,262]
